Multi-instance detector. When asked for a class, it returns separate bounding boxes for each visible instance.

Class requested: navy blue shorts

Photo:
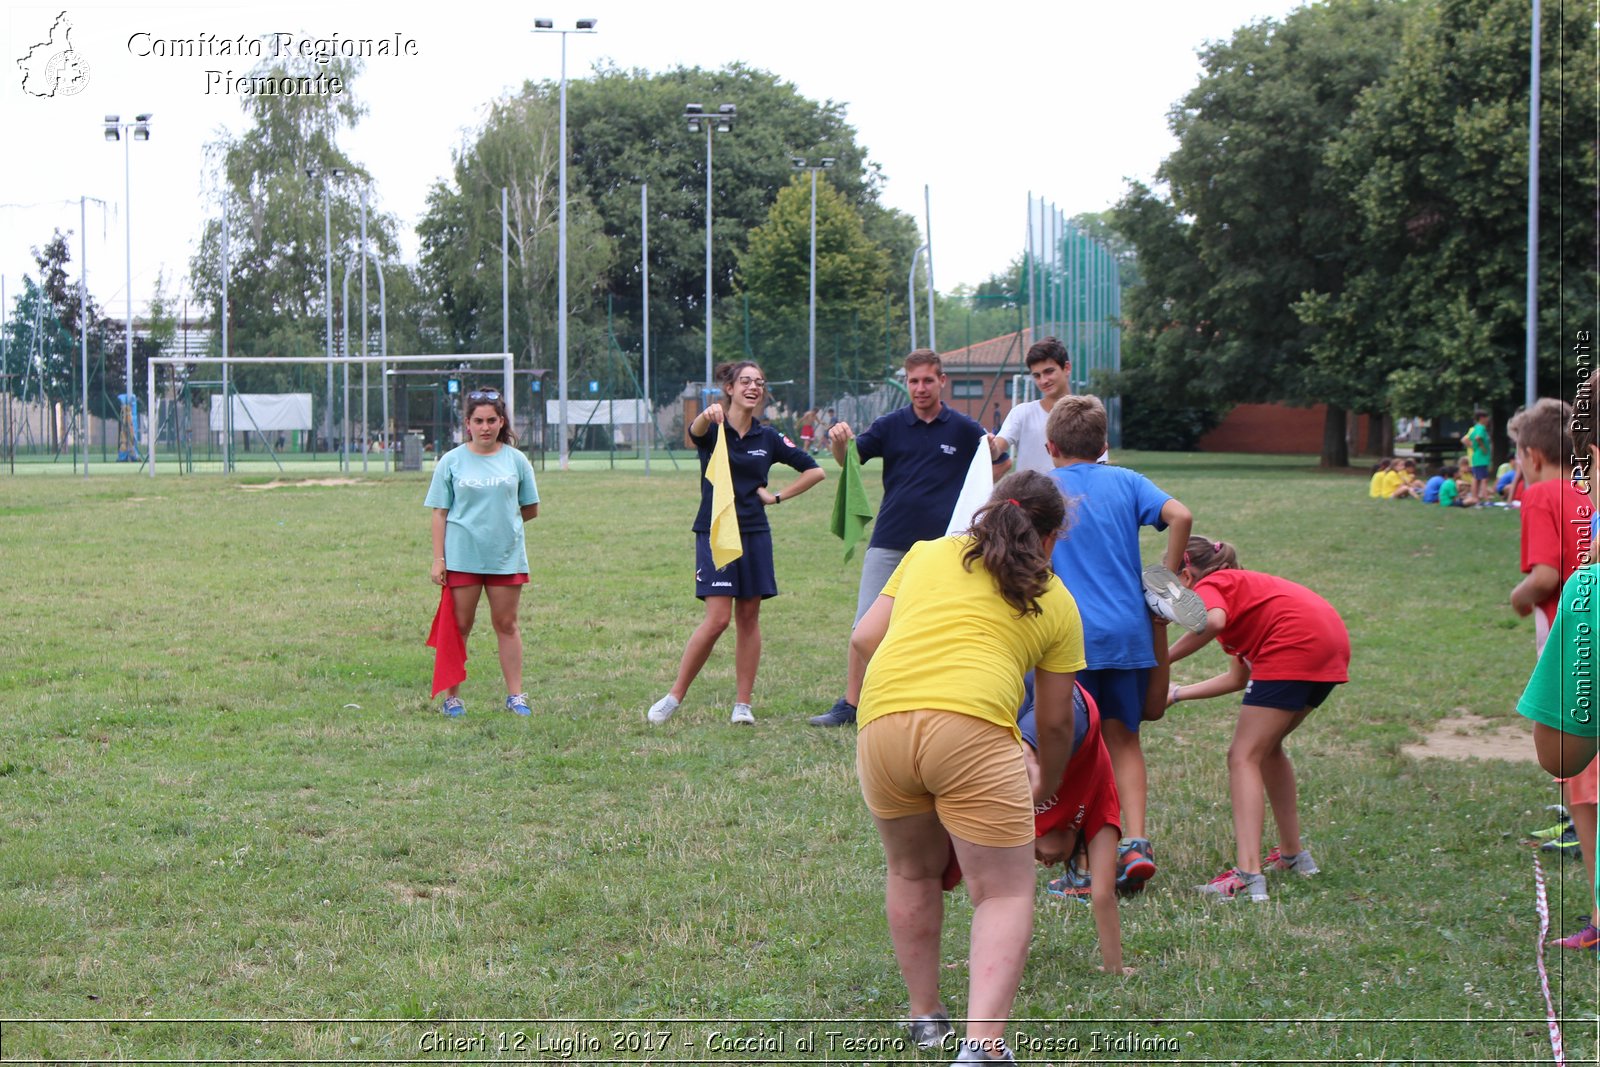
[1077,667,1151,733]
[1471,464,1490,480]
[694,530,777,600]
[1242,679,1339,711]
[1015,672,1089,756]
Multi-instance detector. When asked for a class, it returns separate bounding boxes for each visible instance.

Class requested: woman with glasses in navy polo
[647,361,825,726]
[425,389,540,719]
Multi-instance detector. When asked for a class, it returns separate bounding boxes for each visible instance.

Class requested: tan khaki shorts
[856,709,1032,847]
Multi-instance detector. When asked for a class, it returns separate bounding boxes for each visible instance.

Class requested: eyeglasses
[734,377,766,389]
[467,389,501,401]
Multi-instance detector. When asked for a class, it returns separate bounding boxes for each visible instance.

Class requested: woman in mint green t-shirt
[424,390,540,718]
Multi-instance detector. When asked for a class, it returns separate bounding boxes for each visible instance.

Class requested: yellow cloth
[1377,469,1404,497]
[858,537,1086,742]
[1368,470,1388,498]
[706,424,743,568]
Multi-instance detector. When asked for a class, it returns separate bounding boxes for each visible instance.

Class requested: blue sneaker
[505,693,531,717]
[441,696,465,718]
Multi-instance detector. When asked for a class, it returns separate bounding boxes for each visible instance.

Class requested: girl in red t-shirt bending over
[1165,536,1351,902]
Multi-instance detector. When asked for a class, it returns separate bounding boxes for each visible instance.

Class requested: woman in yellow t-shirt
[852,470,1087,1064]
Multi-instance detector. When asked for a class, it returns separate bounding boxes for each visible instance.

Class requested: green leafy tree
[732,174,888,384]
[560,63,919,400]
[417,91,614,382]
[3,231,121,413]
[189,56,398,390]
[1299,0,1597,458]
[1112,0,1411,464]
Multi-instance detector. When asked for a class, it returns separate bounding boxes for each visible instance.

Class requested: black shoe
[809,698,857,727]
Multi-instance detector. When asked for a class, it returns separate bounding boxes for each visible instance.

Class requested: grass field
[1,453,1596,1064]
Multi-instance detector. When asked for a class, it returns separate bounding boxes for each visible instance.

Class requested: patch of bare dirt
[1402,711,1535,762]
[239,478,364,490]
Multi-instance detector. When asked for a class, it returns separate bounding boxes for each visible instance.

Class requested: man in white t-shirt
[990,336,1071,474]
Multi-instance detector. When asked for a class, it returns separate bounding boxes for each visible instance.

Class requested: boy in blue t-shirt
[1044,394,1195,893]
[1518,370,1600,951]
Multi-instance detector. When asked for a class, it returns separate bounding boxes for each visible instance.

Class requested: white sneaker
[730,702,755,725]
[647,694,680,724]
[1141,564,1209,633]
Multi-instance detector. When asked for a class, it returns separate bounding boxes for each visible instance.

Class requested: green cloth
[1465,423,1491,467]
[830,446,875,561]
[1438,478,1459,507]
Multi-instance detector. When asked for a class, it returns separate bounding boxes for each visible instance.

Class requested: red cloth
[426,586,467,697]
[942,683,1119,891]
[1519,478,1592,624]
[1194,569,1349,682]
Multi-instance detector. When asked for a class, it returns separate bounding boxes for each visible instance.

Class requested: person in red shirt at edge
[1506,397,1596,947]
[1164,536,1351,902]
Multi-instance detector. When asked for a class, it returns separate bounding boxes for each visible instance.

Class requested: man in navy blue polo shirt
[810,349,999,726]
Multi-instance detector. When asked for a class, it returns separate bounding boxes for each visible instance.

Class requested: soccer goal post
[145,353,513,477]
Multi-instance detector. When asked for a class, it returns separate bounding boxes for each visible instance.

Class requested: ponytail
[962,470,1068,617]
[1183,535,1238,579]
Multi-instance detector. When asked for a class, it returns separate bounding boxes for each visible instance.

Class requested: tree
[189,56,398,390]
[560,63,919,399]
[2,231,120,414]
[1299,0,1597,457]
[417,92,614,381]
[732,174,889,384]
[1111,0,1411,464]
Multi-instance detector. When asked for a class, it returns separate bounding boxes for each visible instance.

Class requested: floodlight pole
[924,184,936,352]
[534,18,598,471]
[792,157,835,412]
[103,113,151,460]
[79,196,89,477]
[1525,0,1541,410]
[684,103,737,391]
[642,182,651,476]
[307,166,344,457]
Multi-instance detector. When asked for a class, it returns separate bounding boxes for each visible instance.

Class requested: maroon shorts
[445,571,529,588]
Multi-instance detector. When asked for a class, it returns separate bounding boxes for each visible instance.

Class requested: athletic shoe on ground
[1530,818,1574,842]
[905,1011,953,1050]
[1045,860,1093,904]
[951,1039,1015,1064]
[1142,564,1209,633]
[1551,917,1600,950]
[441,696,465,719]
[1116,838,1157,893]
[505,693,531,717]
[1265,845,1320,876]
[646,694,680,724]
[1540,825,1583,858]
[1196,866,1269,902]
[730,702,755,725]
[809,697,857,727]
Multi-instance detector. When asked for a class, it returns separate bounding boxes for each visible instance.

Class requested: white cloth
[996,399,1053,475]
[209,393,313,431]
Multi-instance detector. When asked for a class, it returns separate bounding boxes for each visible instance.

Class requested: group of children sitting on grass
[1370,454,1526,507]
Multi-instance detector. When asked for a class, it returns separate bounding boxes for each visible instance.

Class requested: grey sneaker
[905,1011,953,1050]
[1265,845,1319,876]
[1196,866,1269,902]
[1142,564,1208,633]
[646,694,680,724]
[730,702,755,725]
[809,697,857,727]
[952,1039,1015,1064]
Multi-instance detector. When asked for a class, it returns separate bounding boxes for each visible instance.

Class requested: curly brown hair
[961,470,1069,617]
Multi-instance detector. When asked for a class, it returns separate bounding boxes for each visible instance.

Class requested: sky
[1,0,1308,324]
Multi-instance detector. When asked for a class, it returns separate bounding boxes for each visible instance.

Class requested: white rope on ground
[1533,855,1567,1065]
